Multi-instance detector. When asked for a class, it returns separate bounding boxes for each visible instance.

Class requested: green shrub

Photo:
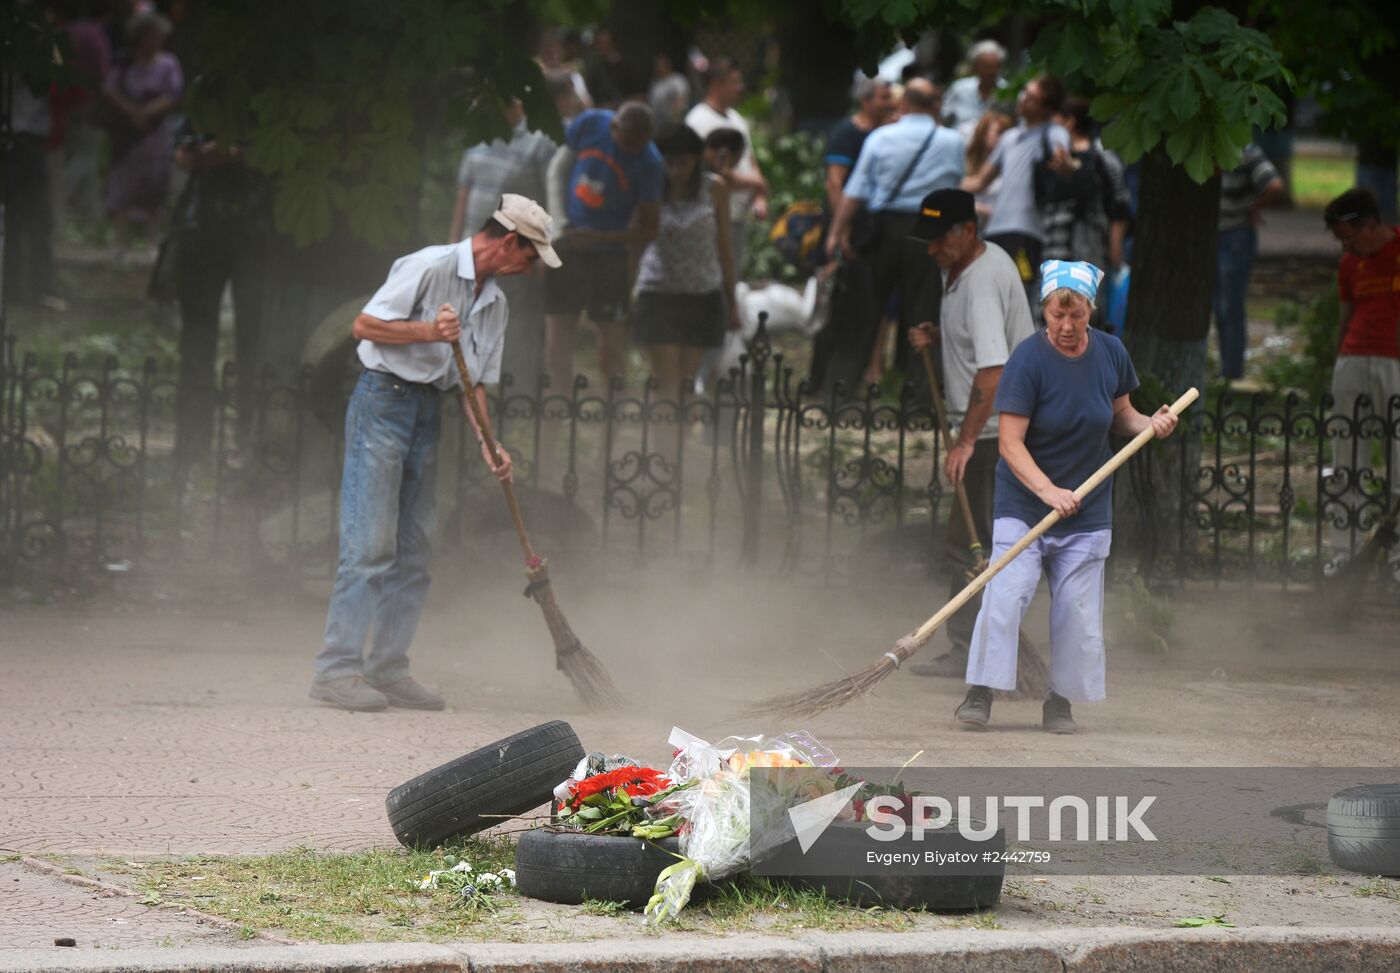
[1261,292,1339,403]
[745,130,827,282]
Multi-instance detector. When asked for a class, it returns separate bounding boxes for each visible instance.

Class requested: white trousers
[1328,355,1400,559]
[965,518,1113,702]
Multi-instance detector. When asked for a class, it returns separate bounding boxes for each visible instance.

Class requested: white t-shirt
[940,242,1035,440]
[684,100,756,222]
[357,242,508,390]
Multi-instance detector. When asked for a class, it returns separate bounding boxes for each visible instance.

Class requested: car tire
[1328,783,1400,877]
[386,721,584,849]
[513,829,681,907]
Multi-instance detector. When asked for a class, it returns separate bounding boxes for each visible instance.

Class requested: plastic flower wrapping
[643,726,842,923]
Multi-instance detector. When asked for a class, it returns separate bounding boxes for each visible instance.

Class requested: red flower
[564,766,671,810]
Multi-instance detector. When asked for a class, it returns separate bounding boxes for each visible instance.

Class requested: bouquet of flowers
[556,763,689,840]
[644,727,842,923]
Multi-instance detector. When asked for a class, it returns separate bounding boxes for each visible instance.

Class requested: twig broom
[1319,493,1400,610]
[756,386,1200,720]
[917,346,1049,700]
[450,331,625,710]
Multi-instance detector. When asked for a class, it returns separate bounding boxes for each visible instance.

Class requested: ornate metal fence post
[741,313,771,565]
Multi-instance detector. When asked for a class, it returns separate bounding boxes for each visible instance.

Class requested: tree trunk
[1117,146,1220,577]
[1124,145,1220,379]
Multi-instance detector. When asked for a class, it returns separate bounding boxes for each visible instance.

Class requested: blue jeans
[317,370,442,683]
[1213,227,1257,381]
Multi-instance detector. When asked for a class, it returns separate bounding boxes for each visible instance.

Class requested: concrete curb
[3,928,1400,973]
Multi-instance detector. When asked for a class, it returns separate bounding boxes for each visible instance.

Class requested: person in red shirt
[1323,187,1400,573]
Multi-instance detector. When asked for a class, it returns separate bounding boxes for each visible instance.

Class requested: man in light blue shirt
[312,195,559,713]
[826,78,965,390]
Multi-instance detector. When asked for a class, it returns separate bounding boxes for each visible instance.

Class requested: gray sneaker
[309,676,388,712]
[909,652,969,678]
[369,676,445,711]
[955,686,992,728]
[1043,692,1079,734]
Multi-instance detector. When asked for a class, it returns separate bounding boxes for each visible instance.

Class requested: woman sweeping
[955,260,1180,733]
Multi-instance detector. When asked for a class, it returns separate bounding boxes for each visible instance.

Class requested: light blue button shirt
[356,242,508,390]
[843,114,965,214]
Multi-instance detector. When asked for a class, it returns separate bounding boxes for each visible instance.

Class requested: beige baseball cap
[492,194,562,268]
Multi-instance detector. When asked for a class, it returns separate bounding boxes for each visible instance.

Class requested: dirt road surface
[3,564,1398,946]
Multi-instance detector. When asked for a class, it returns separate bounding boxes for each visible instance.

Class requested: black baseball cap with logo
[910,188,978,240]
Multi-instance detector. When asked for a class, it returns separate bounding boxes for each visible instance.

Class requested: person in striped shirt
[1213,143,1284,381]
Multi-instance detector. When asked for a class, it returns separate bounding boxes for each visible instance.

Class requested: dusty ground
[2,559,1399,948]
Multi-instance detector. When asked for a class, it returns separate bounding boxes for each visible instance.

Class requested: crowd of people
[7,12,1395,714]
[7,16,1395,498]
[7,1,187,309]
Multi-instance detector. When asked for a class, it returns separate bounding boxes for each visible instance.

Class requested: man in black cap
[906,188,1035,679]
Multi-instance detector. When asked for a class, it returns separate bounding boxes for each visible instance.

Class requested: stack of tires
[384,720,679,907]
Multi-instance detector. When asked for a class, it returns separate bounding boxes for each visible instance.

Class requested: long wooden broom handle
[450,337,539,565]
[910,386,1200,645]
[919,346,983,558]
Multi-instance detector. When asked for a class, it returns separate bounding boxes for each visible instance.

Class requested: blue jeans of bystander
[1212,227,1257,381]
[317,370,442,683]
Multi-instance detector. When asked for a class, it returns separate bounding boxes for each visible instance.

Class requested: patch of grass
[684,876,920,934]
[1291,155,1354,209]
[968,910,1004,930]
[1001,880,1035,899]
[0,854,22,864]
[101,837,521,944]
[100,844,1004,942]
[579,897,630,918]
[1353,877,1400,902]
[1277,846,1330,876]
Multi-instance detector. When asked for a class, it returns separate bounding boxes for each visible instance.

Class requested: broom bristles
[558,642,627,710]
[1003,629,1050,701]
[759,657,899,721]
[756,612,1052,718]
[526,560,627,710]
[755,634,919,719]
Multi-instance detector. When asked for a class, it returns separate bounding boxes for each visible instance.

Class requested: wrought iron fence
[2,324,1397,592]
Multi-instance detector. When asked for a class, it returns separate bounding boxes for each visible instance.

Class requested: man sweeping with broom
[311,195,560,713]
[906,188,1035,679]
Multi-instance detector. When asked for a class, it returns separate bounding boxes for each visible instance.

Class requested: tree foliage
[837,0,1291,183]
[184,0,562,249]
[1260,1,1400,146]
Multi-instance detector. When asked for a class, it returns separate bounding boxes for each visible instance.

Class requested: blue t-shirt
[994,330,1139,535]
[565,109,664,237]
